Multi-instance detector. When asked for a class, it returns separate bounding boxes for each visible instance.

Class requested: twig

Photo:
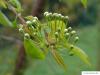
[0,35,21,45]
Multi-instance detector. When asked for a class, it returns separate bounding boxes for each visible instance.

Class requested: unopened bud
[68,27,72,31]
[33,17,38,20]
[64,29,68,33]
[71,30,76,35]
[65,33,70,36]
[70,45,74,50]
[61,15,65,20]
[53,13,58,17]
[64,16,69,20]
[55,32,59,38]
[19,28,23,33]
[44,12,49,16]
[33,32,37,36]
[24,33,30,39]
[32,19,37,23]
[74,36,79,43]
[26,21,32,26]
[19,24,23,28]
[57,14,62,19]
[65,33,70,39]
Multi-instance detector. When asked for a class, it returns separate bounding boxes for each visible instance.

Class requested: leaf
[0,0,7,8]
[24,37,45,59]
[65,44,91,66]
[51,47,67,70]
[25,16,34,21]
[0,11,13,27]
[12,17,17,28]
[9,0,22,12]
[81,0,87,8]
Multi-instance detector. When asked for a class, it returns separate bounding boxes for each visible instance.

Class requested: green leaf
[51,47,67,70]
[0,11,13,27]
[65,44,91,66]
[81,0,87,8]
[24,37,45,59]
[25,16,34,21]
[12,17,17,28]
[9,0,22,12]
[0,0,7,8]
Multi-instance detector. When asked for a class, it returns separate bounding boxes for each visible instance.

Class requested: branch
[7,4,26,25]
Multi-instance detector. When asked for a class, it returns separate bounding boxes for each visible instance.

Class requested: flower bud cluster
[18,12,80,57]
[64,27,79,43]
[44,12,69,22]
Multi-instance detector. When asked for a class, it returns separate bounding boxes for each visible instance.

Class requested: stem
[8,4,26,25]
[7,3,27,75]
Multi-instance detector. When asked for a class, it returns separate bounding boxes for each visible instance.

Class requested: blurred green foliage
[0,25,98,75]
[0,0,99,75]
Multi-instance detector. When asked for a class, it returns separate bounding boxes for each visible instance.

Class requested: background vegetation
[0,0,100,75]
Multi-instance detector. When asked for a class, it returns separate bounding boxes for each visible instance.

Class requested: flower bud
[53,13,59,19]
[26,21,32,26]
[19,28,23,33]
[45,13,50,19]
[71,30,76,35]
[64,16,69,20]
[53,13,58,17]
[57,14,62,19]
[61,15,65,20]
[74,36,79,43]
[31,20,38,28]
[33,32,37,36]
[32,19,37,24]
[55,32,59,38]
[33,17,38,20]
[19,24,23,28]
[70,45,74,50]
[68,27,72,31]
[64,29,68,33]
[44,12,49,16]
[24,33,30,39]
[65,33,70,39]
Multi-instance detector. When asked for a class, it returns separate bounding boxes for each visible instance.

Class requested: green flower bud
[53,13,58,16]
[24,33,30,39]
[57,14,62,19]
[26,21,32,26]
[71,30,76,35]
[70,45,74,50]
[49,13,52,16]
[65,33,70,39]
[64,16,69,20]
[33,17,38,20]
[61,15,65,20]
[68,27,72,31]
[64,29,68,33]
[32,19,37,24]
[45,13,50,19]
[55,32,59,38]
[53,13,58,19]
[19,28,23,33]
[19,24,23,28]
[31,20,38,28]
[44,12,49,16]
[74,36,79,43]
[33,32,37,36]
